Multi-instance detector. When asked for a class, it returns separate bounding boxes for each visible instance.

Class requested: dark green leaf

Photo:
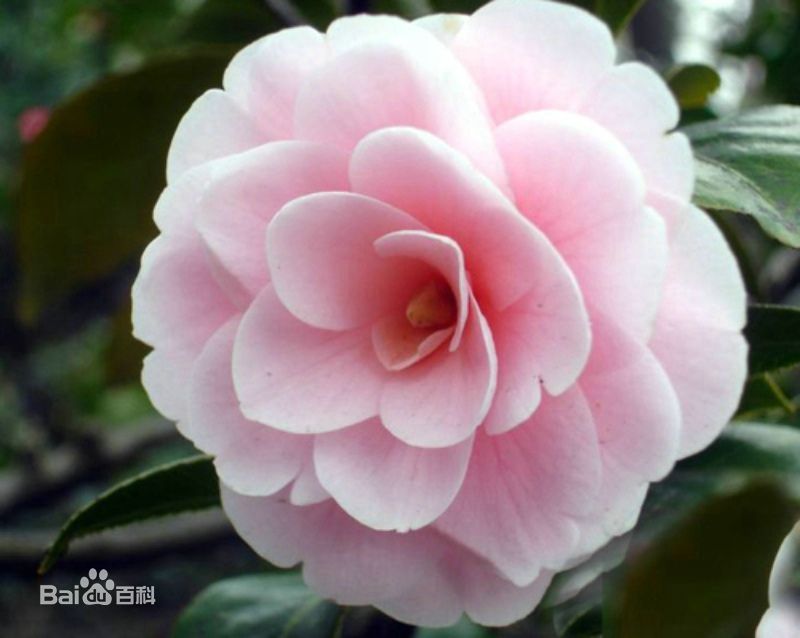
[40,455,218,574]
[610,482,797,638]
[180,0,282,45]
[268,0,338,29]
[173,572,344,638]
[414,617,489,638]
[745,304,800,375]
[105,298,149,384]
[685,106,800,247]
[667,64,721,109]
[376,0,434,19]
[16,48,232,323]
[737,374,795,416]
[593,0,648,34]
[678,422,800,477]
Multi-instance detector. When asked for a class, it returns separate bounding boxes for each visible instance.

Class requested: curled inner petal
[406,280,457,328]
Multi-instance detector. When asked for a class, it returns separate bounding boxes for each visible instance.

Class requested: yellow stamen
[405,280,457,329]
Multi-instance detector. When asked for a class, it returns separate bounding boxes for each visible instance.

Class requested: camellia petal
[379,297,497,448]
[451,0,615,122]
[649,205,748,457]
[436,389,602,585]
[166,89,269,184]
[223,26,327,139]
[186,318,308,496]
[195,141,349,297]
[496,110,667,341]
[314,419,473,532]
[233,286,385,434]
[267,192,431,331]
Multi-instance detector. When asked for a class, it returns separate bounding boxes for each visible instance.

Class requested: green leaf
[414,617,490,638]
[679,422,800,477]
[685,106,800,247]
[666,64,721,109]
[268,0,338,30]
[610,482,797,638]
[173,572,344,638]
[745,304,800,375]
[737,374,796,416]
[16,48,233,323]
[40,455,218,574]
[376,0,435,19]
[593,0,648,34]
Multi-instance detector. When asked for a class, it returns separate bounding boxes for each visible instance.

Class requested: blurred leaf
[737,374,796,416]
[551,581,604,637]
[180,0,282,45]
[376,0,435,18]
[678,422,800,477]
[745,304,800,375]
[610,482,797,638]
[685,106,800,247]
[633,422,800,558]
[263,0,338,30]
[667,63,721,109]
[415,617,489,638]
[593,0,648,34]
[16,47,232,323]
[173,572,344,638]
[428,0,486,12]
[40,455,217,574]
[105,298,149,384]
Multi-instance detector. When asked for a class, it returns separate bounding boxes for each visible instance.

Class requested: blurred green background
[2,1,800,636]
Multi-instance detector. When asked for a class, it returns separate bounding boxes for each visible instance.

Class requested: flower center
[405,280,457,329]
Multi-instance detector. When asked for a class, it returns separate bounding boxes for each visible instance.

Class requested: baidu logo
[40,568,155,606]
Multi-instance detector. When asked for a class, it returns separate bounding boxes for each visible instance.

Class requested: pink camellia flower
[132,0,747,626]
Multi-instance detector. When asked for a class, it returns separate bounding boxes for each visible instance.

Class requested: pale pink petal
[267,192,436,331]
[195,141,349,297]
[294,26,506,188]
[569,313,683,556]
[314,420,473,531]
[372,314,453,371]
[649,206,747,457]
[413,14,468,46]
[496,110,668,341]
[223,27,327,139]
[222,484,555,627]
[374,230,468,349]
[574,62,692,200]
[153,162,213,235]
[580,312,681,480]
[141,348,196,421]
[132,233,236,354]
[573,459,648,558]
[166,90,268,183]
[482,274,591,435]
[233,286,385,434]
[380,297,497,448]
[326,13,458,53]
[451,0,615,122]
[454,556,553,627]
[350,127,576,311]
[290,458,330,506]
[436,388,602,585]
[221,487,441,602]
[637,134,694,203]
[185,318,307,496]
